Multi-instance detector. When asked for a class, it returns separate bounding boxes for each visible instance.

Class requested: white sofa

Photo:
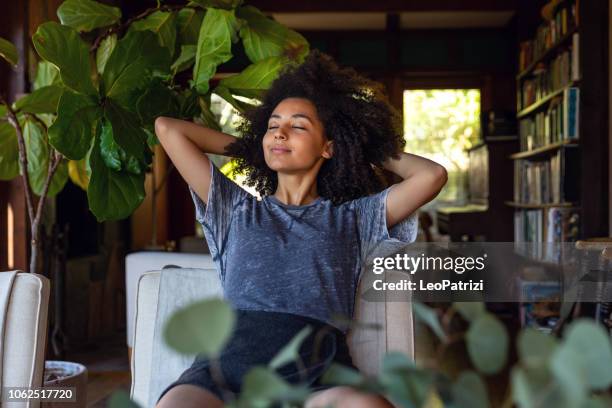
[125,252,215,351]
[130,267,415,407]
[0,271,50,408]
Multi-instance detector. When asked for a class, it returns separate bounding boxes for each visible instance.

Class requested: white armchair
[130,266,415,407]
[0,271,50,408]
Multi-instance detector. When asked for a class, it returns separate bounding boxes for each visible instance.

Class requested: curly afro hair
[224,49,406,205]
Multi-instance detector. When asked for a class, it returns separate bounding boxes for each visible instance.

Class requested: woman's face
[262,97,333,173]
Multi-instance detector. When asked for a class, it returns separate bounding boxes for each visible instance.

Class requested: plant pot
[42,361,87,408]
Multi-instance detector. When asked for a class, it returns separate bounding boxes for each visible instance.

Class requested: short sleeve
[352,184,419,264]
[188,160,249,276]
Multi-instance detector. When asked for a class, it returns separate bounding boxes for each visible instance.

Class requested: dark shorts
[156,309,358,404]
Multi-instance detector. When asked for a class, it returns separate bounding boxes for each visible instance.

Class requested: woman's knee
[155,384,224,408]
[305,386,394,408]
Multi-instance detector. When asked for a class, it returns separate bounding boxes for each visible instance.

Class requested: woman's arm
[381,152,448,229]
[154,116,238,204]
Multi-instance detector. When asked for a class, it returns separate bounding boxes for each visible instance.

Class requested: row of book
[518,87,579,151]
[513,148,579,204]
[518,0,578,73]
[518,34,579,111]
[514,207,580,255]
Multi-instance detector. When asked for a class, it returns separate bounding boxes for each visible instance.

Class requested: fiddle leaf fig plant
[0,0,309,274]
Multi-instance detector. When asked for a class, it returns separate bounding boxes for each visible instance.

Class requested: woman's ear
[322,140,334,159]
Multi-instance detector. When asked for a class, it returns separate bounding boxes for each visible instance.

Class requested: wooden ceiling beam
[249,0,517,13]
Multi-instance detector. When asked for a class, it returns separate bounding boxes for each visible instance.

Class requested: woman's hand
[381,152,448,229]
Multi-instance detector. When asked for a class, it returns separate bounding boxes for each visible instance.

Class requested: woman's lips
[271,147,291,154]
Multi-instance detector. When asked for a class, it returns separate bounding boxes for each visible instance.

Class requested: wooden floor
[63,333,131,407]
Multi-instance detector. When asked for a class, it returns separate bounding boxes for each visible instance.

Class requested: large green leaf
[96,34,117,75]
[212,85,256,115]
[68,158,89,190]
[171,45,196,74]
[562,319,612,389]
[237,6,309,63]
[103,100,150,166]
[190,0,243,10]
[87,130,145,221]
[0,36,18,67]
[99,118,146,175]
[13,85,63,114]
[23,119,68,197]
[57,0,121,32]
[163,297,236,356]
[32,22,97,96]
[135,80,180,127]
[198,95,222,130]
[0,122,19,180]
[130,11,177,58]
[217,55,288,100]
[33,61,61,90]
[465,313,508,375]
[176,8,204,45]
[48,89,101,160]
[102,30,171,107]
[192,8,240,94]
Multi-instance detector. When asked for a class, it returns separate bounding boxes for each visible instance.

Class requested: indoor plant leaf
[23,118,68,197]
[0,122,19,180]
[451,370,489,408]
[190,0,243,10]
[192,7,240,95]
[13,85,63,114]
[517,328,558,368]
[87,128,145,221]
[412,302,447,342]
[48,89,101,160]
[217,55,289,100]
[57,0,121,32]
[129,10,177,58]
[103,100,150,165]
[33,60,61,90]
[268,325,312,370]
[96,34,117,75]
[0,36,19,67]
[237,5,309,63]
[68,158,90,190]
[32,22,97,96]
[171,44,196,74]
[550,343,588,407]
[176,8,204,45]
[465,313,508,375]
[102,30,171,107]
[452,302,485,322]
[163,297,236,356]
[135,80,180,127]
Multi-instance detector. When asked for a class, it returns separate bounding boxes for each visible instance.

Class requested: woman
[154,50,447,408]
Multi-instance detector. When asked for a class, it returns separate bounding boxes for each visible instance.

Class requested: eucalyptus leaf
[176,8,204,45]
[48,89,101,160]
[33,61,61,90]
[57,0,121,32]
[320,363,364,387]
[13,85,63,114]
[87,130,145,221]
[237,6,309,63]
[562,319,612,389]
[193,8,239,94]
[550,343,588,407]
[68,158,89,190]
[218,55,289,100]
[32,22,97,96]
[452,302,485,322]
[103,100,149,165]
[381,351,416,372]
[0,36,19,67]
[239,367,292,407]
[268,325,312,370]
[102,30,171,107]
[108,390,142,408]
[466,313,508,375]
[96,34,117,75]
[413,302,447,342]
[130,11,177,58]
[379,365,434,408]
[517,328,558,368]
[163,297,235,356]
[0,122,19,180]
[23,119,68,197]
[452,371,489,408]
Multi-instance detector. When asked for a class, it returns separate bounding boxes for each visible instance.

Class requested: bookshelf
[510,0,609,249]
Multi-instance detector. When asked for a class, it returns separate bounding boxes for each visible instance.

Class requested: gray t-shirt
[189,161,418,333]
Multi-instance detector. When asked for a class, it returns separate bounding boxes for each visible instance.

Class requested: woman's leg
[304,386,395,408]
[156,384,224,408]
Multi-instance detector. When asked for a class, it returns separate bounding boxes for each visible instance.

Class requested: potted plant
[0,0,308,403]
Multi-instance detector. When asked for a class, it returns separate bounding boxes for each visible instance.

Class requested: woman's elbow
[433,164,448,191]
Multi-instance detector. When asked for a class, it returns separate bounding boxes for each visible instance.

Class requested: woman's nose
[274,130,287,140]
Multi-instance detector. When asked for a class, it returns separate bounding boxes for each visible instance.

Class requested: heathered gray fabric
[188,161,418,333]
